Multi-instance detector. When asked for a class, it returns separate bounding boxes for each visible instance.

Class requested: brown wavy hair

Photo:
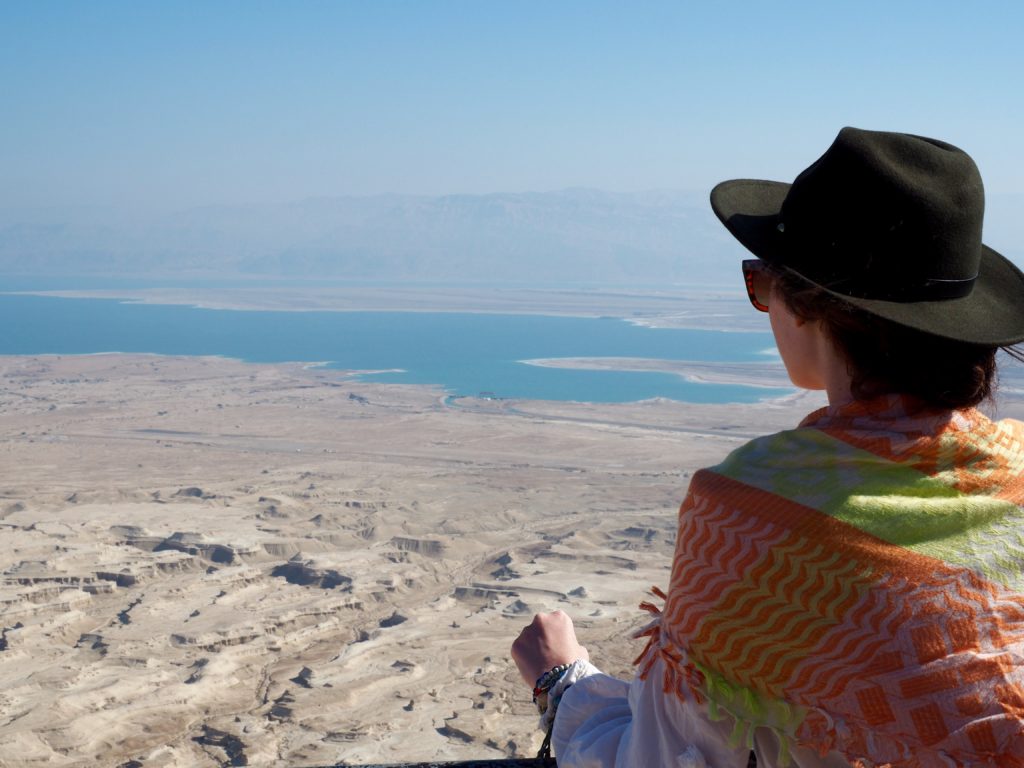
[771,267,1003,409]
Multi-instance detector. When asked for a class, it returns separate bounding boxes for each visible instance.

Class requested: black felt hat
[711,127,1024,345]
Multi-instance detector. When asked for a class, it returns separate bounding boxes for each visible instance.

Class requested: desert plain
[2,294,1023,768]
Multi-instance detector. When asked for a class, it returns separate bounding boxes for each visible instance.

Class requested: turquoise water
[0,293,787,403]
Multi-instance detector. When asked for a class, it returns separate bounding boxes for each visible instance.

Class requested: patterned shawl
[636,395,1024,767]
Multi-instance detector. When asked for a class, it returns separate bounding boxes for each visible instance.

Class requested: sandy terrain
[2,352,1022,767]
[0,353,831,767]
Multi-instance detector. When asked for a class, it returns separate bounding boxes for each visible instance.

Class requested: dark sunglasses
[742,259,772,312]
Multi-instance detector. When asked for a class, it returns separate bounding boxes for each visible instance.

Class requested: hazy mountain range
[1,189,1021,286]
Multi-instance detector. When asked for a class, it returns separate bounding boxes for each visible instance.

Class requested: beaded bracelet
[533,662,575,759]
[532,662,572,714]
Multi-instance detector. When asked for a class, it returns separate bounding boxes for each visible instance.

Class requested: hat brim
[711,179,1024,346]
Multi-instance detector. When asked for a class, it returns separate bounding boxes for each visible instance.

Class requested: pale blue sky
[2,1,1022,209]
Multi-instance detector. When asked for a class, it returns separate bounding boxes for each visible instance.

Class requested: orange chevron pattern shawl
[636,396,1024,768]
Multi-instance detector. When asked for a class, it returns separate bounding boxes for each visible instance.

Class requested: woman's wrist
[536,659,600,732]
[533,659,594,757]
[533,662,574,714]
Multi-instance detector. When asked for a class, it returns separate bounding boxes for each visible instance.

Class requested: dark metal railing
[322,760,556,768]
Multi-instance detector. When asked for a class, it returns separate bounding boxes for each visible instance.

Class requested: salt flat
[2,352,1020,767]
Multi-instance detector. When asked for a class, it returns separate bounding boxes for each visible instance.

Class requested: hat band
[823,273,978,302]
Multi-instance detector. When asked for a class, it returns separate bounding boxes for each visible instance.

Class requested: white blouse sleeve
[550,655,752,768]
[550,655,852,768]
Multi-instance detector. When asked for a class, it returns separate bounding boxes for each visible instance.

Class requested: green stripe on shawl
[713,428,1024,588]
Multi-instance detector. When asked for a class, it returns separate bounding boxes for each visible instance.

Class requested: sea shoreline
[0,289,789,404]
[2,284,766,332]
